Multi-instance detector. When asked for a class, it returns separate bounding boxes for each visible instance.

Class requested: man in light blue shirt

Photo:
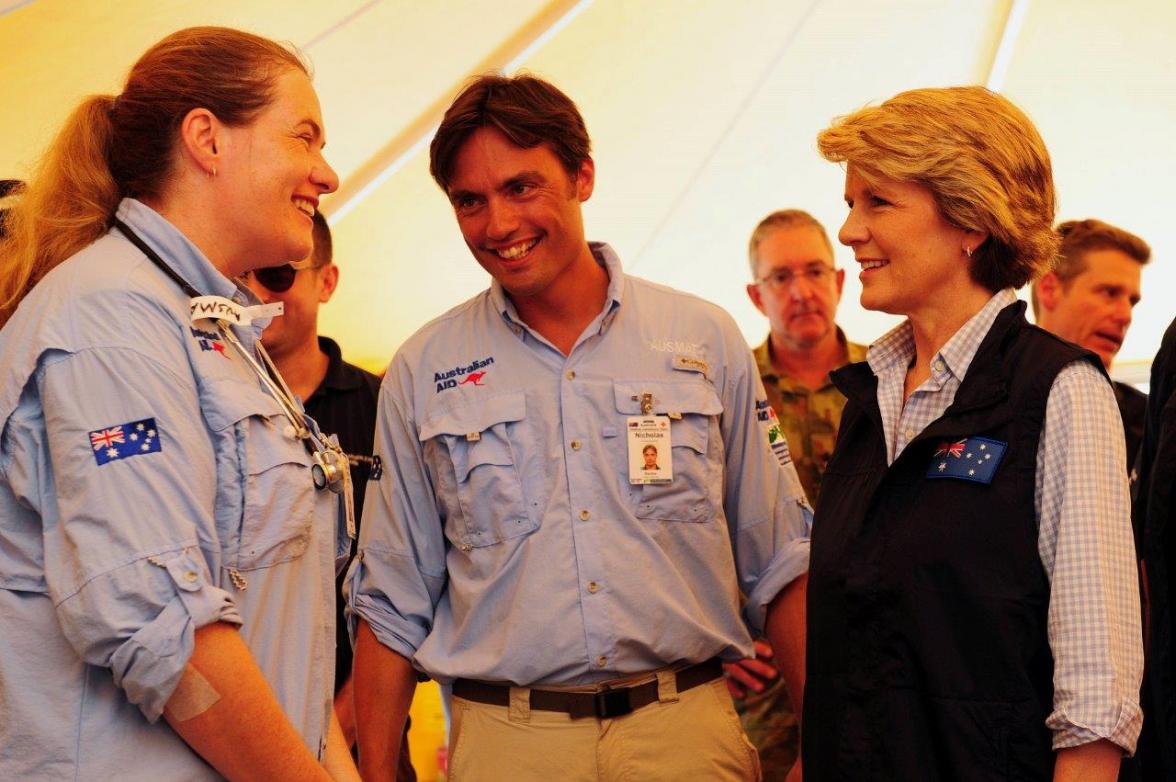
[350,75,810,781]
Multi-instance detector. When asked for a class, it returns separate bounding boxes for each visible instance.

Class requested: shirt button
[571,440,582,451]
[597,656,607,668]
[579,509,590,521]
[566,370,576,380]
[933,361,945,372]
[587,581,599,593]
[904,429,915,439]
[184,571,198,583]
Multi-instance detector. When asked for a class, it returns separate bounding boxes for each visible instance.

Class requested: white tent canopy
[4,0,1173,378]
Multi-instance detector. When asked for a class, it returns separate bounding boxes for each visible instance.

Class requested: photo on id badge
[628,416,673,484]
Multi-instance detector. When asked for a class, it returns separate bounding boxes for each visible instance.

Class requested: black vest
[803,302,1103,782]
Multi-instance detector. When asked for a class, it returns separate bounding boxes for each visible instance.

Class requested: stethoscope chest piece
[312,448,346,494]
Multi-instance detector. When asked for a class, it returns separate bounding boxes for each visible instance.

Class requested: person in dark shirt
[1031,218,1151,462]
[247,212,413,781]
[1132,315,1176,781]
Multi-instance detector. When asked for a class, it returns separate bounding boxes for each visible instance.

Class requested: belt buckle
[594,687,633,719]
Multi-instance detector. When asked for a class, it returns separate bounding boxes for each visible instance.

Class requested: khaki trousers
[448,676,762,781]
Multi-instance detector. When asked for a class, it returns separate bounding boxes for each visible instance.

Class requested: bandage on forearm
[164,664,222,722]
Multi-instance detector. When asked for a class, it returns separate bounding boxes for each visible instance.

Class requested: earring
[964,246,973,258]
[208,165,217,179]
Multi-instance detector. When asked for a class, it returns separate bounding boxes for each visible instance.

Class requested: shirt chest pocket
[613,379,723,522]
[419,391,537,550]
[205,381,319,571]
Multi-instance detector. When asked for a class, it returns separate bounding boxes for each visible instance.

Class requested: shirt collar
[114,198,242,303]
[867,288,1018,382]
[753,338,775,380]
[314,336,364,392]
[755,327,865,388]
[936,289,1018,381]
[489,241,625,335]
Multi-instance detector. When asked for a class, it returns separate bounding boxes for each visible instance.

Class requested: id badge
[341,458,356,539]
[628,415,673,484]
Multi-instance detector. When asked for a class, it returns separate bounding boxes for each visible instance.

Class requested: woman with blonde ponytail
[0,27,361,781]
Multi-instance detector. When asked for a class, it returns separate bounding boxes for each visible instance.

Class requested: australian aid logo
[434,356,494,393]
[190,327,227,356]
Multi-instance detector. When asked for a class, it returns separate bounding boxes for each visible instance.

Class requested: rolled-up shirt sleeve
[347,358,448,661]
[1037,360,1144,752]
[718,333,812,636]
[39,346,240,722]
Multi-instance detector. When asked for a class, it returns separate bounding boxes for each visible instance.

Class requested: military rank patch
[925,436,1006,484]
[88,418,162,466]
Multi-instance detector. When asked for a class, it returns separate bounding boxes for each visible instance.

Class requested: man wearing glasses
[730,209,865,780]
[245,213,414,780]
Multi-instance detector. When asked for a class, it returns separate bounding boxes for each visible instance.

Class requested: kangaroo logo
[433,355,495,393]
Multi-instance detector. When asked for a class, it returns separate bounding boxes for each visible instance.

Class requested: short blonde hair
[817,86,1057,292]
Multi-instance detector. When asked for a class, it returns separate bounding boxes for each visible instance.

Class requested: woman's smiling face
[838,164,975,318]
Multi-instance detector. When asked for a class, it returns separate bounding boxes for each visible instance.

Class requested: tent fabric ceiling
[3,0,1173,377]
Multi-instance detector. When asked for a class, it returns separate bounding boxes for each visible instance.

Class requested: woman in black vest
[803,87,1142,781]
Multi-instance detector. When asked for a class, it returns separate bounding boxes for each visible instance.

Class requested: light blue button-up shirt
[350,243,811,686]
[0,199,345,779]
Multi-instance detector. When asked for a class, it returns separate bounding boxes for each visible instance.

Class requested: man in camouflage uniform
[728,209,866,780]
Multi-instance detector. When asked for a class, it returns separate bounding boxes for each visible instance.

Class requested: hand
[722,639,778,698]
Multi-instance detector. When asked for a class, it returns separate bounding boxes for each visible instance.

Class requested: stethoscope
[113,218,355,530]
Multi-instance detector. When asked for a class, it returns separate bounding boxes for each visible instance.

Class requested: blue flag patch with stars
[88,418,161,466]
[925,436,1006,484]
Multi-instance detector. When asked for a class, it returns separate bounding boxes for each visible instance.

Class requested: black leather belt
[452,658,723,720]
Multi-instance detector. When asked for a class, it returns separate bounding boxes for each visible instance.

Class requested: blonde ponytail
[0,95,120,326]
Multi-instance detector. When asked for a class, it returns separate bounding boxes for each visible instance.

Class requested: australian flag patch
[88,418,162,466]
[925,436,1006,484]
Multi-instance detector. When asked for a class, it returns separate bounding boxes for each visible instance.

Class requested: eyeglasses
[756,265,835,291]
[246,259,323,293]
